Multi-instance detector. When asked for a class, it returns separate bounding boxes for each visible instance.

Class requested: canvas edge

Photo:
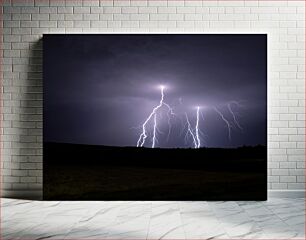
[1,189,304,200]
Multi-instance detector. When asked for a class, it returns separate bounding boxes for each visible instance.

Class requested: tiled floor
[2,197,305,239]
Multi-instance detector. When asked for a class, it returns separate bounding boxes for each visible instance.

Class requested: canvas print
[43,34,267,200]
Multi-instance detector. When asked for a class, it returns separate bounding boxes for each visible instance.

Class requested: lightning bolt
[136,85,244,147]
[214,106,233,141]
[184,112,197,148]
[152,113,157,148]
[137,86,175,148]
[136,86,165,147]
[227,102,243,130]
[195,106,201,148]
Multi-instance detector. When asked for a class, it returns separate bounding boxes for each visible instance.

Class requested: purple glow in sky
[44,34,267,148]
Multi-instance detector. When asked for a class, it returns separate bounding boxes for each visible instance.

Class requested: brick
[113,14,130,21]
[280,142,296,149]
[103,7,121,14]
[210,21,234,28]
[12,183,29,189]
[234,7,251,13]
[65,14,83,20]
[130,0,147,6]
[90,6,104,13]
[4,7,21,13]
[32,13,49,20]
[251,21,279,28]
[150,14,167,21]
[272,183,287,189]
[297,114,305,120]
[4,161,20,170]
[185,14,202,21]
[21,7,39,13]
[168,0,185,7]
[90,21,107,28]
[49,0,65,6]
[121,20,139,28]
[57,7,73,14]
[288,155,304,162]
[219,14,243,21]
[195,7,209,14]
[280,100,299,107]
[280,49,297,57]
[99,14,113,20]
[12,28,31,35]
[74,21,90,28]
[50,14,65,20]
[113,0,130,6]
[139,7,157,13]
[148,0,167,7]
[121,7,138,14]
[288,183,305,189]
[21,34,39,42]
[4,49,20,57]
[65,1,82,6]
[279,7,297,14]
[218,1,243,6]
[280,162,296,169]
[297,162,305,168]
[251,7,279,14]
[12,14,32,20]
[158,7,176,14]
[177,21,194,28]
[12,170,28,177]
[29,170,42,177]
[35,0,49,6]
[58,20,73,28]
[21,20,39,27]
[139,20,157,28]
[289,169,304,176]
[270,148,287,155]
[288,42,305,50]
[39,21,57,28]
[83,0,99,6]
[2,169,12,176]
[280,176,296,183]
[4,21,20,28]
[288,93,304,100]
[20,177,36,183]
[74,7,90,14]
[185,0,202,6]
[279,128,297,135]
[12,0,34,7]
[130,14,149,21]
[168,14,184,21]
[4,176,20,183]
[83,14,99,20]
[289,121,305,128]
[280,21,296,28]
[176,7,196,14]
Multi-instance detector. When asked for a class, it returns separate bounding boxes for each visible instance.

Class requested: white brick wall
[1,0,305,196]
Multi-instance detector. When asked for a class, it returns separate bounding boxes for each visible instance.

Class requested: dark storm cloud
[44,34,267,148]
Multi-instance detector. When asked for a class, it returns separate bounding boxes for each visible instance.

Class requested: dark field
[43,142,267,200]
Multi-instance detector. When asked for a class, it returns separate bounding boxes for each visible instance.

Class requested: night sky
[44,34,267,148]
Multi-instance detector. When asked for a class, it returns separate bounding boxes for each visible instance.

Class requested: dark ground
[43,142,267,200]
